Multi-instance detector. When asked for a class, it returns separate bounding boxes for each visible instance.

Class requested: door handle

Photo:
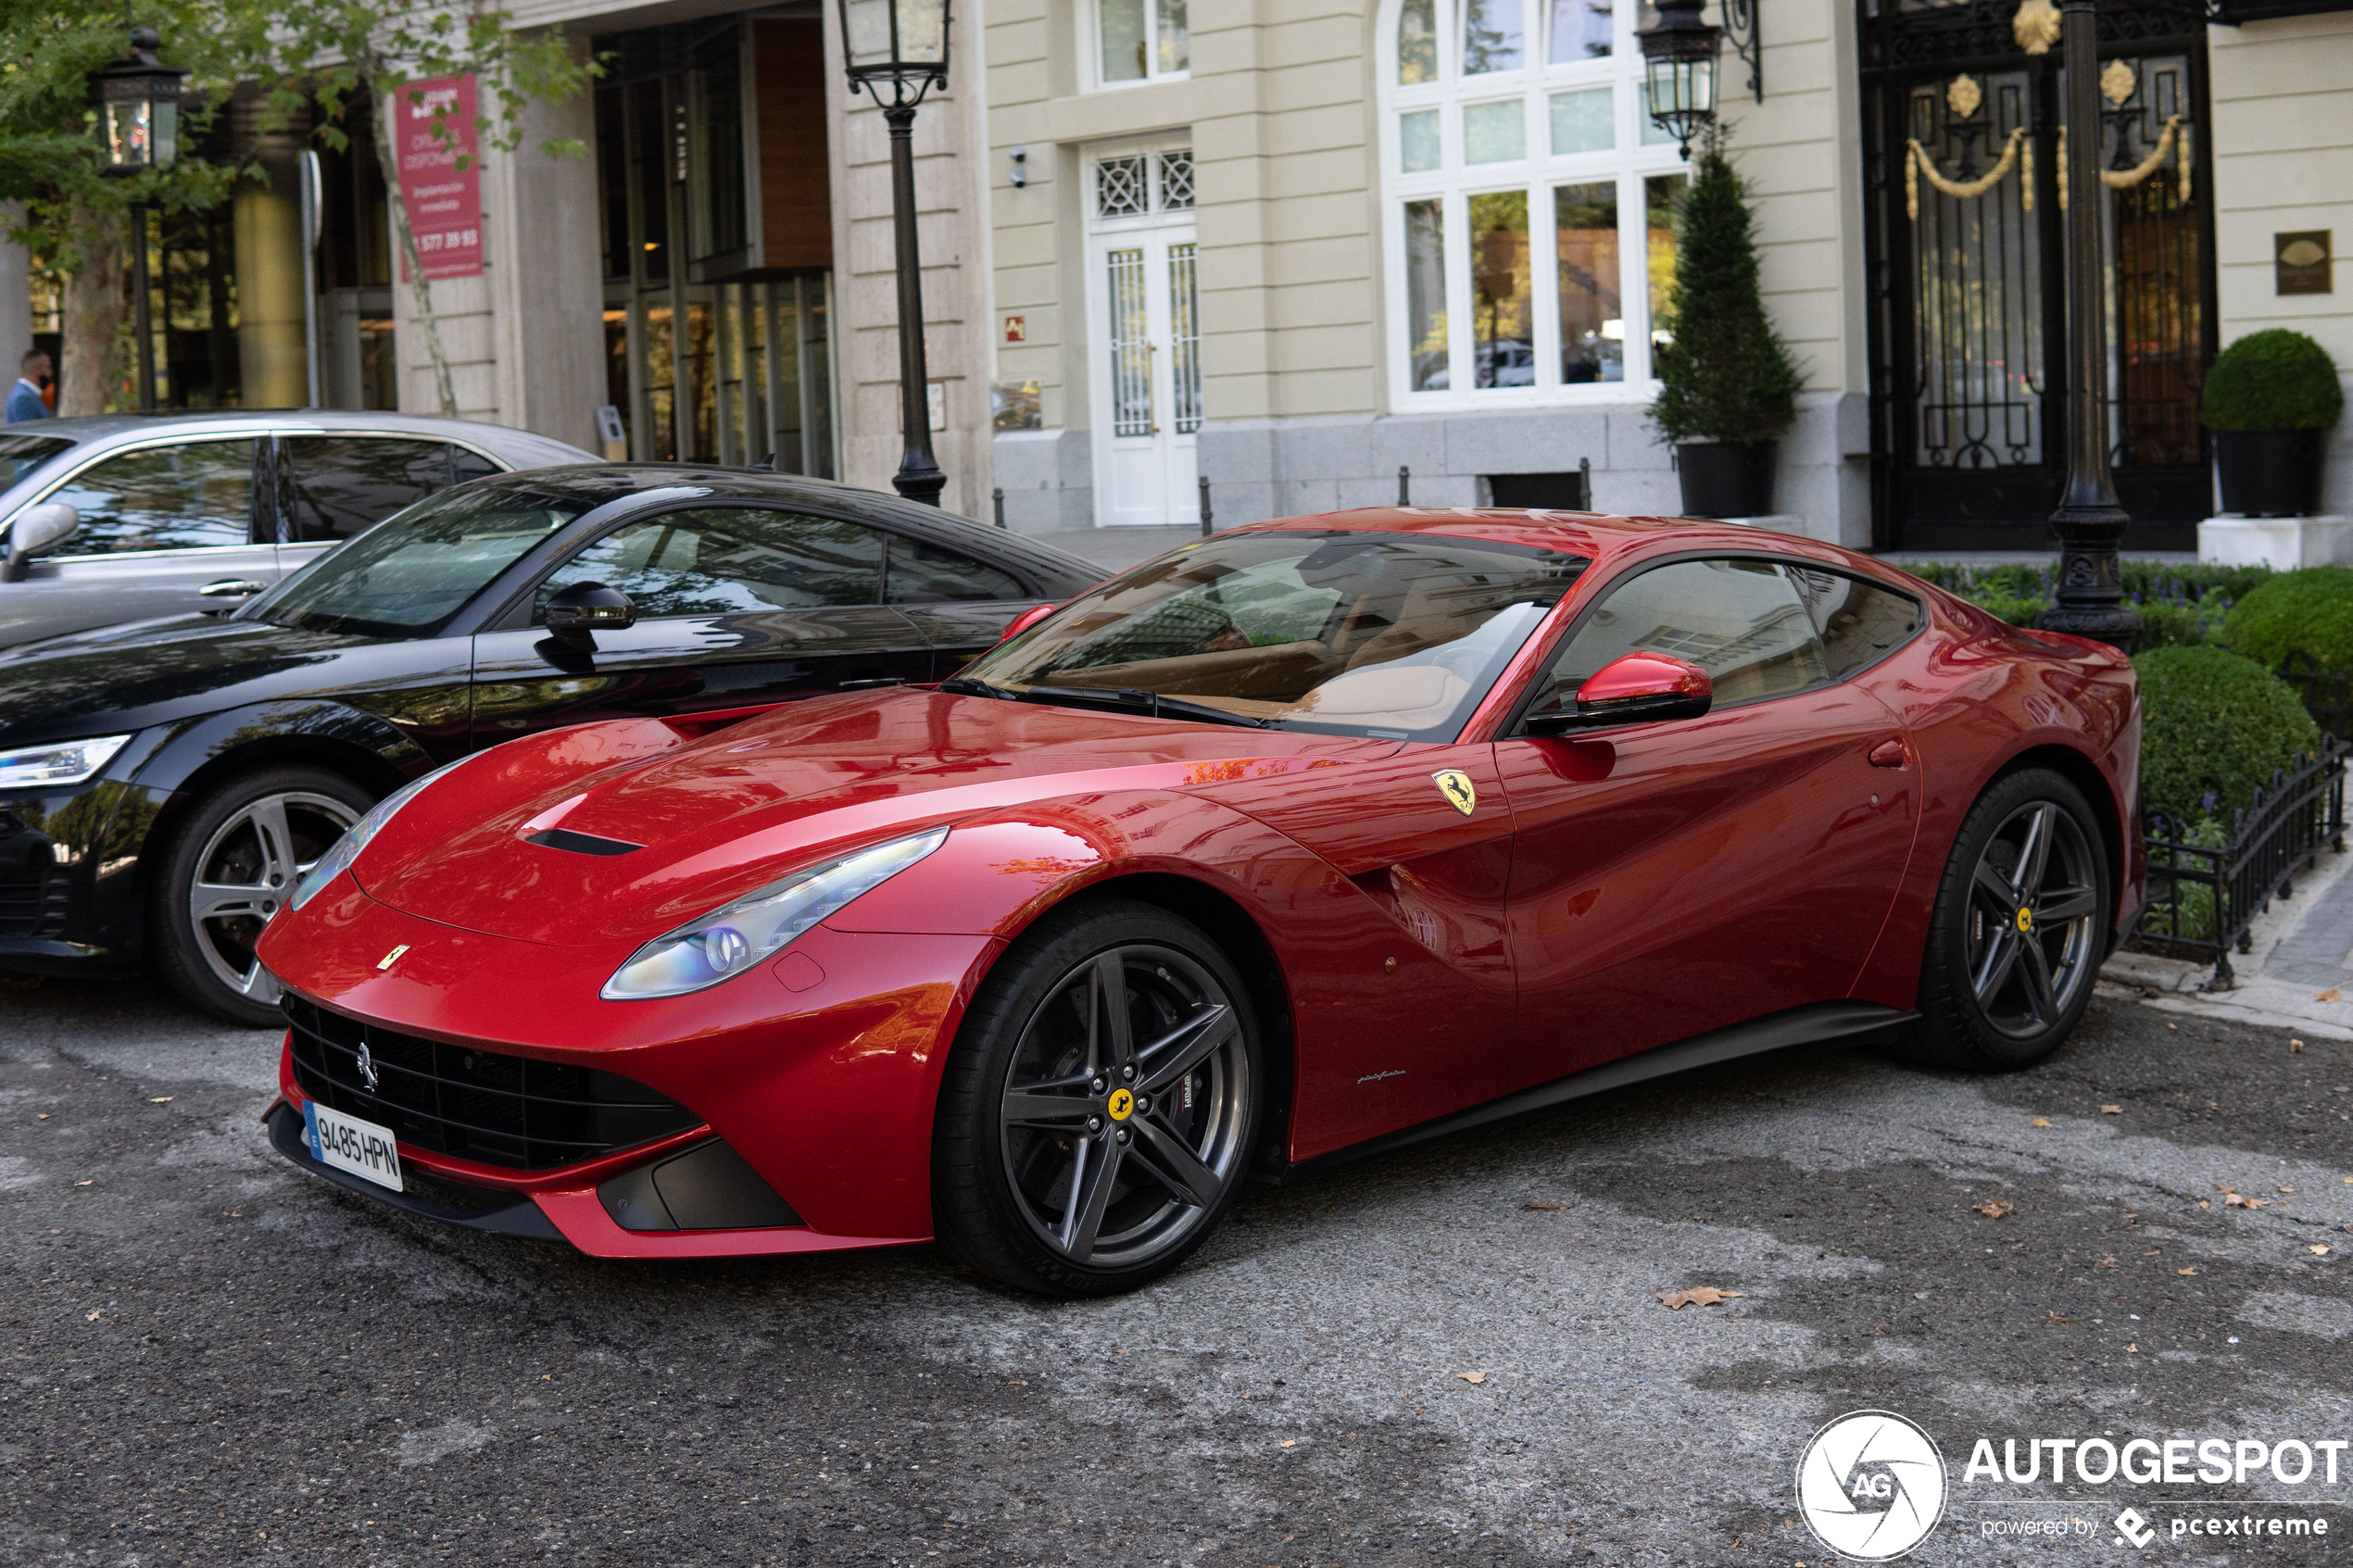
[1868,738,1909,769]
[199,579,267,597]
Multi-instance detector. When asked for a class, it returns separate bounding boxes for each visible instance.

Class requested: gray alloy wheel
[1963,798,2102,1041]
[932,897,1262,1297]
[150,765,373,1027]
[1905,766,2109,1073]
[996,942,1252,1269]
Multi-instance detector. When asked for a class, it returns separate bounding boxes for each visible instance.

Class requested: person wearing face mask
[6,349,52,422]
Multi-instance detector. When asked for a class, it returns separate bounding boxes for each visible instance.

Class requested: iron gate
[1859,1,2219,551]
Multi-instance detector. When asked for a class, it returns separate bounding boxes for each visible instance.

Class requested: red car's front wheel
[933,897,1261,1297]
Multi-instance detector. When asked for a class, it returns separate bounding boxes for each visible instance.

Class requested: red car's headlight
[600,827,950,1000]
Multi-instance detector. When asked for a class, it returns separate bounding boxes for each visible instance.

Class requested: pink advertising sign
[394,75,483,281]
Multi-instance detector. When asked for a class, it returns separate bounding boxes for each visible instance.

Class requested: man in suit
[6,350,51,422]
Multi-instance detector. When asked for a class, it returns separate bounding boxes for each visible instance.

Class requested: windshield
[0,433,72,489]
[962,529,1590,740]
[242,484,596,638]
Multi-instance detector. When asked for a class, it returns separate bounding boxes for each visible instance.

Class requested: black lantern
[94,27,187,174]
[1638,0,1719,158]
[838,0,954,505]
[838,0,950,102]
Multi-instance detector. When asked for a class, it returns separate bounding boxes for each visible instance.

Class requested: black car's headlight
[0,734,131,790]
[602,827,950,1000]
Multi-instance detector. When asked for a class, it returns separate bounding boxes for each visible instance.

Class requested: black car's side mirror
[543,581,636,648]
[1,501,79,583]
[1523,651,1714,734]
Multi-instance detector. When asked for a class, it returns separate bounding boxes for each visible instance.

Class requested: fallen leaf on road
[2279,1186,2296,1194]
[83,1311,98,1321]
[2197,1199,2210,1210]
[146,1097,171,1104]
[2044,1310,2072,1325]
[2223,1193,2269,1209]
[2126,1343,2138,1353]
[2318,988,2342,1003]
[1523,1201,1570,1210]
[1280,1439,1297,1448]
[1974,1199,2016,1219]
[35,1113,48,1120]
[2031,1117,2052,1128]
[2310,1245,2334,1256]
[2095,1256,2118,1268]
[2291,1039,2306,1053]
[1657,1286,1743,1310]
[72,1180,91,1187]
[1455,1371,1487,1384]
[2099,1105,2122,1114]
[2177,1267,2199,1275]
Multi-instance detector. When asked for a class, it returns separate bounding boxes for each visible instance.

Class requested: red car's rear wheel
[1912,767,2109,1071]
[933,897,1261,1297]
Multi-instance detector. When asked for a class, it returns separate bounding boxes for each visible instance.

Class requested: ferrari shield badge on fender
[1431,770,1478,816]
[376,945,409,972]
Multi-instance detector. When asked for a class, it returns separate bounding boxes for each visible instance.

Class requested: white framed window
[1090,0,1189,90]
[1380,0,1690,409]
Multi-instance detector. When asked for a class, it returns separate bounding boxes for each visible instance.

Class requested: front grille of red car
[0,867,68,940]
[283,994,700,1171]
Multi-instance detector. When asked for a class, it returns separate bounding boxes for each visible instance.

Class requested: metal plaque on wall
[2276,231,2334,295]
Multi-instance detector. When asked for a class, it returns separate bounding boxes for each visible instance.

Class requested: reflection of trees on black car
[0,467,1098,1025]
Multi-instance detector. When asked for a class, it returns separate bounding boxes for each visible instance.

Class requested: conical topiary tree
[1651,124,1804,447]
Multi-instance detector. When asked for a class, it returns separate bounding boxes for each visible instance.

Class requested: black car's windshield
[961,529,1591,741]
[242,485,596,638]
[0,433,73,488]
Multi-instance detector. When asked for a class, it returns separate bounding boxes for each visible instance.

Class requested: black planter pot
[1676,441,1778,519]
[2213,428,2324,518]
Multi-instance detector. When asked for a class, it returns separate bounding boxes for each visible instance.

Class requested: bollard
[1579,456,1592,509]
[992,485,1006,528]
[1398,465,1411,506]
[1198,473,1214,537]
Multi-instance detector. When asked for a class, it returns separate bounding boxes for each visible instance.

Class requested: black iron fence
[2133,735,2347,985]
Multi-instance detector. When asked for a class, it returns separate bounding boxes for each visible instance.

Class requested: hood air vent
[525,827,645,857]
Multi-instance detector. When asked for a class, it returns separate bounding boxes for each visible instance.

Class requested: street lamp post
[838,0,951,507]
[95,26,187,413]
[2035,0,2142,646]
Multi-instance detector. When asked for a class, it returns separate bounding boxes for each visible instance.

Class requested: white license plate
[305,1101,404,1193]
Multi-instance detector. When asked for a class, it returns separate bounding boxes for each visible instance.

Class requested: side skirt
[1265,1001,1920,1183]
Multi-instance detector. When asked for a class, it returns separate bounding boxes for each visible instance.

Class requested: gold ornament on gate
[2100,58,2140,107]
[1945,73,1982,121]
[2012,0,2061,56]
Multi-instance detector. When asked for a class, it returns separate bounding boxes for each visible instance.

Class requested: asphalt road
[4,975,2350,1567]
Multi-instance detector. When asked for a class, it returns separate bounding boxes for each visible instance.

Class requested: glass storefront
[594,13,838,473]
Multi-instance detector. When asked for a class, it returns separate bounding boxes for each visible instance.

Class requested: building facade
[985,0,2353,551]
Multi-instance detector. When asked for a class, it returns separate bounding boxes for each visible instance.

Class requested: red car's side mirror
[994,601,1060,646]
[1525,651,1713,734]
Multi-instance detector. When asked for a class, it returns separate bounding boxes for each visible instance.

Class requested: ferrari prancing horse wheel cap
[1106,1087,1135,1122]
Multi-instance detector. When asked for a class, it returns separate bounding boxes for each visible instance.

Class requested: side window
[283,437,460,542]
[449,446,502,485]
[44,438,257,554]
[1536,558,1831,713]
[884,535,1027,604]
[1788,567,1922,680]
[536,508,885,621]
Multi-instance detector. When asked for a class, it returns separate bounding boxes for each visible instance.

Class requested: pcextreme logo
[1795,1410,1949,1561]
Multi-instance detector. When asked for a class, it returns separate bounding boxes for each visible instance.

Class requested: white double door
[1088,222,1202,527]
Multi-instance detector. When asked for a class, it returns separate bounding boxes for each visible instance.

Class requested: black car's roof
[478,463,1103,591]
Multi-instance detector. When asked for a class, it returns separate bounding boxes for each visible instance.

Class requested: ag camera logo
[1795,1410,1948,1561]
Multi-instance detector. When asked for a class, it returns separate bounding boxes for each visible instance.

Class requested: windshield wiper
[1019,684,1271,730]
[937,675,1016,699]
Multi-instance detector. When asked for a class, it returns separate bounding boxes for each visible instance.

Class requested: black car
[0,466,1101,1024]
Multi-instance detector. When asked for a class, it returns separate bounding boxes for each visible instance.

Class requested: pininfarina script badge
[1431,770,1478,816]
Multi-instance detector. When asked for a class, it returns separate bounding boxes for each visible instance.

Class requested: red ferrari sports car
[256,509,2140,1296]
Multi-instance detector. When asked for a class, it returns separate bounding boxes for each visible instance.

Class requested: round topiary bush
[2133,645,2322,827]
[2200,329,2345,432]
[2223,565,2353,673]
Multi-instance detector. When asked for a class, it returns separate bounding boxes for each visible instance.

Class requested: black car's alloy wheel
[151,765,373,1027]
[934,897,1260,1297]
[1910,767,2109,1071]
